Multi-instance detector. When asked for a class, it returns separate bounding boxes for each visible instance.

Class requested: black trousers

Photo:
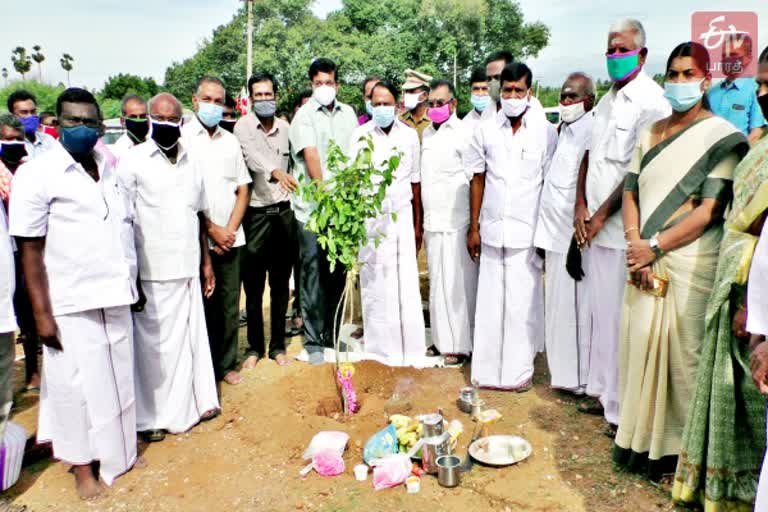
[241,204,297,359]
[203,247,242,380]
[13,252,38,382]
[297,221,346,354]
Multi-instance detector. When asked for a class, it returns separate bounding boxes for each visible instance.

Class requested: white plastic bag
[302,431,349,460]
[1,421,27,491]
[371,454,412,490]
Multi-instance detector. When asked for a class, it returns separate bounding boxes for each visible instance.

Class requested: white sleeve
[465,124,486,175]
[747,222,768,335]
[8,164,49,238]
[410,133,421,184]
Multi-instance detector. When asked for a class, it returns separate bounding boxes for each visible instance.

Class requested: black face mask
[151,121,181,151]
[125,118,149,144]
[0,142,27,165]
[219,119,236,133]
[759,94,768,121]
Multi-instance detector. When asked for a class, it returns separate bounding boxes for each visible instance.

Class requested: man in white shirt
[351,81,425,366]
[0,192,15,444]
[421,80,477,366]
[462,68,491,134]
[235,72,297,368]
[573,19,671,427]
[534,73,596,394]
[466,63,556,390]
[7,90,57,159]
[118,93,219,444]
[289,58,358,364]
[182,76,251,386]
[481,51,547,122]
[10,88,138,499]
[109,94,149,161]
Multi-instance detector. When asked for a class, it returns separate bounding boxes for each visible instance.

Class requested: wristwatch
[649,236,664,258]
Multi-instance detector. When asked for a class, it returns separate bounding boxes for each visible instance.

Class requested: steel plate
[469,435,532,467]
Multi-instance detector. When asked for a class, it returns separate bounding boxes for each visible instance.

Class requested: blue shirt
[708,77,766,135]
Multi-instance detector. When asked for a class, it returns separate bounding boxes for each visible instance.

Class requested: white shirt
[462,109,484,134]
[182,117,251,248]
[0,204,16,333]
[117,140,208,281]
[24,131,57,160]
[534,111,595,253]
[421,114,472,232]
[466,107,556,249]
[109,133,137,161]
[348,120,421,214]
[586,71,671,249]
[9,144,135,316]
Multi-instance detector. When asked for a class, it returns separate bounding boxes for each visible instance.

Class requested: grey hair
[148,93,183,116]
[120,94,147,116]
[565,72,597,98]
[608,18,646,48]
[0,112,23,131]
[195,75,225,96]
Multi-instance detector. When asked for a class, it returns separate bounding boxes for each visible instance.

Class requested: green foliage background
[163,0,550,115]
[0,80,65,114]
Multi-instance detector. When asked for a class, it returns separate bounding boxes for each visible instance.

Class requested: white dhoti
[359,207,425,366]
[39,306,136,486]
[584,245,625,425]
[424,229,478,356]
[544,250,590,393]
[134,277,220,433]
[472,244,543,389]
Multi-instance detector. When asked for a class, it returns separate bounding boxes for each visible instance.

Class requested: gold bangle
[624,227,639,235]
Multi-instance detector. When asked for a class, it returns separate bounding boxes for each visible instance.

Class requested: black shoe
[140,429,166,443]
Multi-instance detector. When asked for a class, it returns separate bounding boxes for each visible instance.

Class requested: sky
[1,0,767,92]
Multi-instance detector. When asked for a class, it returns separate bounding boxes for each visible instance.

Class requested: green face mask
[606,48,642,82]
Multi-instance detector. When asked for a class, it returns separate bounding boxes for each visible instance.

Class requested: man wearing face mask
[358,75,381,126]
[573,19,670,430]
[481,51,547,123]
[118,92,219,443]
[351,81,425,366]
[10,88,140,499]
[7,90,56,159]
[421,79,477,367]
[462,68,491,133]
[182,76,251,386]
[708,33,766,145]
[219,93,238,133]
[466,63,556,391]
[533,73,596,395]
[399,69,432,142]
[234,72,297,369]
[289,57,357,365]
[110,94,149,161]
[39,112,59,140]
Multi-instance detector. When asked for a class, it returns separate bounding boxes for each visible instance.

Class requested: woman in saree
[673,46,768,511]
[613,41,749,483]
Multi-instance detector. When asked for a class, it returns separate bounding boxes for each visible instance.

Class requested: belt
[249,201,291,215]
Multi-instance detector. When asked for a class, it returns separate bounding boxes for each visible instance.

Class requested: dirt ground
[2,337,686,512]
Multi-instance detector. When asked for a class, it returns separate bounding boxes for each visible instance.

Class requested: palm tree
[60,53,74,86]
[31,45,45,82]
[1,68,8,87]
[11,47,32,80]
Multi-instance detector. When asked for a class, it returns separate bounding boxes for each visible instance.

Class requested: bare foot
[26,373,41,391]
[241,355,259,370]
[200,408,220,422]
[275,354,289,366]
[73,464,103,501]
[350,328,364,340]
[223,371,242,385]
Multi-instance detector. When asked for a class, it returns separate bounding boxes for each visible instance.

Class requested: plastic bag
[302,431,349,460]
[312,450,345,476]
[363,424,399,465]
[371,454,412,490]
[1,421,27,491]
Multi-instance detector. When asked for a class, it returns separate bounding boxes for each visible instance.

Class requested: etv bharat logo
[692,12,758,78]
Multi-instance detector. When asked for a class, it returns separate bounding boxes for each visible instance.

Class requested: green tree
[11,47,32,80]
[0,80,66,113]
[31,45,45,82]
[100,73,159,101]
[1,68,8,87]
[60,53,74,86]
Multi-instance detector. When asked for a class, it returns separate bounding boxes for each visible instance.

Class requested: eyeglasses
[426,99,453,108]
[150,114,182,124]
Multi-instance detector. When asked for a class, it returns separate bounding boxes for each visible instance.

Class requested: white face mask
[313,85,337,107]
[501,96,529,118]
[403,92,423,110]
[559,101,587,124]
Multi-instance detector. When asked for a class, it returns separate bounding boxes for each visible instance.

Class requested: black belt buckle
[265,205,281,216]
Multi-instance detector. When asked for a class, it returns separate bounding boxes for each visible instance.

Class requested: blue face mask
[372,105,396,129]
[60,125,100,155]
[470,94,491,113]
[197,101,224,128]
[663,79,704,112]
[365,100,374,116]
[20,115,40,135]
